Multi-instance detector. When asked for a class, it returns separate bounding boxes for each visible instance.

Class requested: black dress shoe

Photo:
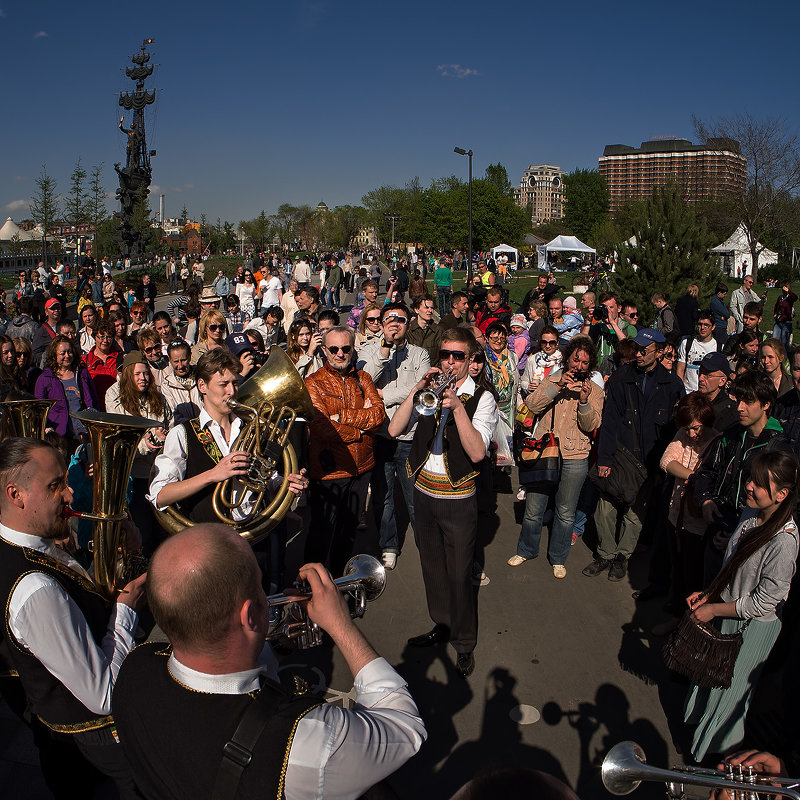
[582,557,611,577]
[408,624,450,647]
[456,652,475,677]
[632,583,668,601]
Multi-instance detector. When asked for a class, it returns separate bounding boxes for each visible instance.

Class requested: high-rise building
[513,165,565,225]
[598,138,746,211]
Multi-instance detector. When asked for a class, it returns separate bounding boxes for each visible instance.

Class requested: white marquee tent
[0,218,41,242]
[490,243,518,265]
[537,235,596,269]
[711,224,778,276]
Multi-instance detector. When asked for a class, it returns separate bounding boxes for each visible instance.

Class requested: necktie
[431,408,451,456]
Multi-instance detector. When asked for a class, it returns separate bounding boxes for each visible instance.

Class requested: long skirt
[684,616,781,760]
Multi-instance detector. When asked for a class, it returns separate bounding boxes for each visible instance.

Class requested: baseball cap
[44,298,60,310]
[226,333,254,356]
[699,352,731,375]
[632,328,665,347]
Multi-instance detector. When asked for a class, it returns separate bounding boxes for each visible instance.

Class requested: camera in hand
[571,371,590,382]
[592,305,608,322]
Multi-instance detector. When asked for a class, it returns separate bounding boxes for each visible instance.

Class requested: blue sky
[2,0,799,225]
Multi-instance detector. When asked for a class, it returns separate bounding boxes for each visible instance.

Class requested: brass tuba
[0,398,57,439]
[69,409,162,598]
[153,346,315,544]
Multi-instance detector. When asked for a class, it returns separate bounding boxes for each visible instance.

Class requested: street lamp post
[454,147,473,282]
[384,212,402,260]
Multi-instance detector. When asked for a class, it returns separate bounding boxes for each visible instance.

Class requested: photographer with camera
[580,291,636,361]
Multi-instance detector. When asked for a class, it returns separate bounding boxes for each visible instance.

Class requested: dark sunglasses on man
[439,349,467,362]
[327,345,352,355]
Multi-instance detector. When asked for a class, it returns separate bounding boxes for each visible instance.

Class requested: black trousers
[413,487,477,654]
[305,472,371,577]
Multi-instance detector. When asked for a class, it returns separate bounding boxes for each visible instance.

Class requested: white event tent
[711,224,778,276]
[536,235,596,269]
[490,243,518,266]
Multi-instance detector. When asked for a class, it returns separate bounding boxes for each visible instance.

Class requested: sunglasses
[327,345,352,355]
[132,310,145,316]
[626,312,639,318]
[365,316,381,323]
[541,339,558,346]
[142,345,159,354]
[439,349,467,362]
[384,316,408,325]
[207,324,224,331]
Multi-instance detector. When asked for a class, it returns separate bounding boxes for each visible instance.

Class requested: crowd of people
[0,250,799,798]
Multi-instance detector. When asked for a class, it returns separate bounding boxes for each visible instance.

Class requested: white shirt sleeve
[147,424,188,509]
[8,575,137,715]
[285,657,426,800]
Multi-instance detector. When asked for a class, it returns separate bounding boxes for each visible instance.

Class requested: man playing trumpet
[388,327,498,678]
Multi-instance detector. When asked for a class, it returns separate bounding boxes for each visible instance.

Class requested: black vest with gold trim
[406,387,485,487]
[112,643,323,800]
[0,536,113,733]
[177,418,220,524]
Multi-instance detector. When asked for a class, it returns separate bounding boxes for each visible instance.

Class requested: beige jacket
[525,370,603,459]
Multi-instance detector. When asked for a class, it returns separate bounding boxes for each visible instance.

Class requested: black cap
[699,352,731,375]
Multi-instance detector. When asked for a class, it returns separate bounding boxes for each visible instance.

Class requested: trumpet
[602,741,800,800]
[413,371,458,416]
[266,555,386,649]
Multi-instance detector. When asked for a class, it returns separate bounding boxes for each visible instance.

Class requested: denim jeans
[168,272,178,294]
[774,321,792,352]
[371,437,415,553]
[436,286,451,319]
[516,457,588,565]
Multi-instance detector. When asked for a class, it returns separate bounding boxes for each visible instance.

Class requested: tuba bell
[153,346,315,544]
[69,409,162,598]
[0,397,57,439]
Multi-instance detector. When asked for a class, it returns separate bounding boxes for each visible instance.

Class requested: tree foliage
[484,163,513,196]
[65,158,90,230]
[88,164,107,232]
[240,211,272,252]
[563,169,609,243]
[612,183,717,320]
[694,112,800,281]
[29,164,60,265]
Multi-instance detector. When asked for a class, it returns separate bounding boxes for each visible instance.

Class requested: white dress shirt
[1,524,138,716]
[168,653,425,800]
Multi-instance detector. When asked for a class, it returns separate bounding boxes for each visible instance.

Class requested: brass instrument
[266,554,386,649]
[602,741,800,800]
[70,409,162,598]
[413,371,457,416]
[0,398,57,438]
[154,346,315,544]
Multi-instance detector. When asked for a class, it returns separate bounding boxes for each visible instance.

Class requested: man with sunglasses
[305,326,386,576]
[585,328,683,582]
[358,304,430,570]
[388,328,498,678]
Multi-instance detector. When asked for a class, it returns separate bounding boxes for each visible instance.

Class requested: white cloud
[3,199,28,213]
[437,64,480,79]
[33,30,47,38]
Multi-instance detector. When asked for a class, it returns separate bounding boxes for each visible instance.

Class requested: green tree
[88,163,107,232]
[362,185,408,250]
[94,219,117,259]
[484,163,513,196]
[563,169,610,243]
[328,205,368,249]
[65,158,90,230]
[29,164,60,267]
[221,221,237,252]
[240,211,272,252]
[612,183,717,319]
[179,204,189,225]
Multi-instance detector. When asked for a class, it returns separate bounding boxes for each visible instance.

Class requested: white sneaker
[553,564,567,579]
[382,552,397,570]
[516,488,526,501]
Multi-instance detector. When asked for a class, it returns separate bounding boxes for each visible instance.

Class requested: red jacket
[82,345,121,412]
[305,362,386,480]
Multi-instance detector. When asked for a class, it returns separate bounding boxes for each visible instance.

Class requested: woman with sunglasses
[191,310,228,365]
[484,322,519,434]
[509,337,603,579]
[235,270,257,318]
[659,343,678,373]
[356,302,383,351]
[520,325,563,396]
[137,327,170,388]
[128,300,150,337]
[105,351,170,555]
[35,334,98,448]
[12,336,38,393]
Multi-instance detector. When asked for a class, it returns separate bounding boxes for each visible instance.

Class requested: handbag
[662,611,749,689]
[514,406,562,487]
[589,385,647,505]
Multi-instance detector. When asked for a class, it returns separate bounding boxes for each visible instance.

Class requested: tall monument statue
[113,38,157,262]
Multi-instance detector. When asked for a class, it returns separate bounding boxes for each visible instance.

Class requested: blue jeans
[436,286,451,319]
[371,437,415,554]
[774,321,792,352]
[572,474,599,539]
[516,457,588,565]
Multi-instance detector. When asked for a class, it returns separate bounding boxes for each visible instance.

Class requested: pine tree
[29,165,60,268]
[612,183,718,325]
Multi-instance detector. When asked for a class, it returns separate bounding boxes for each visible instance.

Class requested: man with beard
[0,438,146,797]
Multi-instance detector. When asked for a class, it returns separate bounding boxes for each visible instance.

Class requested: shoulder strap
[624,383,642,461]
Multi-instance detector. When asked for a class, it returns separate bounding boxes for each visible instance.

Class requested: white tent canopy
[490,243,518,265]
[0,217,42,242]
[537,235,596,269]
[711,224,778,276]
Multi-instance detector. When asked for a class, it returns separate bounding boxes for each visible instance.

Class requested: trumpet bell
[602,741,647,795]
[339,554,386,602]
[238,346,315,422]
